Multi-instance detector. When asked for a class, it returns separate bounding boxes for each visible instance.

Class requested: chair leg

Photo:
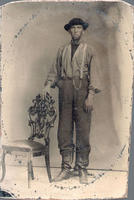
[30,160,34,180]
[27,151,32,188]
[44,139,52,182]
[0,150,6,182]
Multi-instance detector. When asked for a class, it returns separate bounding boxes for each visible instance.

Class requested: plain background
[0,1,134,200]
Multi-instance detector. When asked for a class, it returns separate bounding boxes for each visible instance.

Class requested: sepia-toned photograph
[0,0,133,199]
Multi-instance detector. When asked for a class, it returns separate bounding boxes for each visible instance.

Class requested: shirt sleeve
[87,46,101,94]
[45,48,62,87]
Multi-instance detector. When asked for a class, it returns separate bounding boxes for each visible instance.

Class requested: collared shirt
[71,40,80,60]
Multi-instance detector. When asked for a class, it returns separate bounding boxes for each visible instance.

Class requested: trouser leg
[58,80,74,169]
[75,108,91,169]
[73,79,92,184]
[73,79,92,169]
[53,80,74,182]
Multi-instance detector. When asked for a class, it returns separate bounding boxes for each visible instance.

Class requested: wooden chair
[0,93,57,188]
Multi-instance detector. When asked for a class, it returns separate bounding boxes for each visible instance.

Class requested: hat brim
[64,22,89,31]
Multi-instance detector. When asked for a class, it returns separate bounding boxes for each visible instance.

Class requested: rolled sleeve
[46,48,62,87]
[88,47,101,94]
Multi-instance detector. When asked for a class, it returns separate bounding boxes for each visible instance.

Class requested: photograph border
[0,0,133,199]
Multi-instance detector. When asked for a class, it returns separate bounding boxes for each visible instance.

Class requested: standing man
[44,18,100,184]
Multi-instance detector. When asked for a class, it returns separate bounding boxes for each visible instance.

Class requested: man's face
[69,25,84,40]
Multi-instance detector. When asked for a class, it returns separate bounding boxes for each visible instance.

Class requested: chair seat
[2,140,46,155]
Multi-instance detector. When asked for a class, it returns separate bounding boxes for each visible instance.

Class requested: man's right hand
[43,81,51,98]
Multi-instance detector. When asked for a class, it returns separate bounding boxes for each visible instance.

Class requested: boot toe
[79,169,88,184]
[53,169,71,182]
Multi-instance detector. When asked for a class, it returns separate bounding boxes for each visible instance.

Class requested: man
[44,18,100,184]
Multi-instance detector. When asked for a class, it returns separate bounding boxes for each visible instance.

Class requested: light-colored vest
[61,42,87,79]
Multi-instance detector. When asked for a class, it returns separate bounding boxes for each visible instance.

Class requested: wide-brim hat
[64,18,89,31]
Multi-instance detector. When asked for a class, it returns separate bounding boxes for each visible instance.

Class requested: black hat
[64,18,89,31]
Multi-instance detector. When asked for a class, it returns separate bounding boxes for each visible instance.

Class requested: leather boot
[75,150,89,184]
[79,168,88,184]
[53,151,73,182]
[53,168,71,182]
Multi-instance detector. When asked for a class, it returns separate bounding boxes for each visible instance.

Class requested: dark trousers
[57,78,92,169]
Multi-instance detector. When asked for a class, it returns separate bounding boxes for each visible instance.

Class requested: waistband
[60,75,89,80]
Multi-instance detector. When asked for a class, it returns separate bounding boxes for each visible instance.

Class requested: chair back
[28,92,57,141]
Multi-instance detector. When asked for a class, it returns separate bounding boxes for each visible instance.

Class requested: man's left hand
[84,94,94,112]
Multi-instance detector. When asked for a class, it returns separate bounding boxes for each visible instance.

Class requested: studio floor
[0,165,128,199]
